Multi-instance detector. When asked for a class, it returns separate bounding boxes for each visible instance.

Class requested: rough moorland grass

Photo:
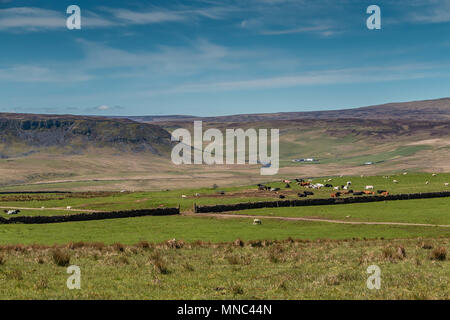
[0,238,447,299]
[227,198,450,225]
[0,215,448,245]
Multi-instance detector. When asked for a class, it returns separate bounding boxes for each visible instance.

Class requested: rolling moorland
[0,98,448,299]
[0,98,449,191]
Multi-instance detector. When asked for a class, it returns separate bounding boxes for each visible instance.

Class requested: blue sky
[1,0,450,116]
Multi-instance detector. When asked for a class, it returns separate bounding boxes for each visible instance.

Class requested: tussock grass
[0,238,447,299]
[151,251,171,275]
[51,249,71,267]
[431,247,447,261]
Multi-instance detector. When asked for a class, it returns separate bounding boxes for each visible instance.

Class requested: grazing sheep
[432,173,437,177]
[445,183,449,186]
[253,219,262,225]
[66,206,72,209]
[425,181,429,185]
[181,195,187,198]
[365,185,374,190]
[5,209,20,215]
[393,180,398,183]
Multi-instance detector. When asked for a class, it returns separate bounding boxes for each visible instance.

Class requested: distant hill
[114,115,198,122]
[0,113,172,158]
[128,98,450,123]
[0,98,449,191]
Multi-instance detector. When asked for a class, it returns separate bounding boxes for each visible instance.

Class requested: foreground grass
[0,238,447,299]
[0,215,448,245]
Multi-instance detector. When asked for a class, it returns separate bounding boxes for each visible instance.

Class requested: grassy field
[0,214,448,245]
[225,198,450,225]
[0,172,449,216]
[0,172,448,300]
[0,238,447,299]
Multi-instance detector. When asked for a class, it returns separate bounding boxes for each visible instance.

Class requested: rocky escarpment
[0,114,173,157]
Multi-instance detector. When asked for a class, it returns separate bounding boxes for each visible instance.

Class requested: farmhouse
[292,158,317,162]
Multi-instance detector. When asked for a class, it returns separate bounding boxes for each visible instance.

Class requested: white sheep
[253,219,262,225]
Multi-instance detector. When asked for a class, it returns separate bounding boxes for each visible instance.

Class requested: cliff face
[0,115,173,158]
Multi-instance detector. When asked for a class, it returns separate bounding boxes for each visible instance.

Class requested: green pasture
[0,172,448,214]
[226,197,450,225]
[0,215,448,245]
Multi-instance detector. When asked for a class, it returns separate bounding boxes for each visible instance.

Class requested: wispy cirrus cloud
[0,7,65,30]
[144,63,450,95]
[0,4,237,32]
[407,0,450,24]
[0,6,116,31]
[0,64,92,82]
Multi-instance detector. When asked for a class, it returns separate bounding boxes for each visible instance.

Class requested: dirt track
[186,212,450,228]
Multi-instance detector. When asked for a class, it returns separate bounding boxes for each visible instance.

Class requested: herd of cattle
[257,178,389,199]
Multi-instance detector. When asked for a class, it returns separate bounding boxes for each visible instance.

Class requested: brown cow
[331,192,341,198]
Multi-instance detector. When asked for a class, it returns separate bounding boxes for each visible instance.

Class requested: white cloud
[102,8,186,24]
[0,7,65,30]
[260,24,335,36]
[0,64,91,82]
[144,63,450,95]
[0,6,117,31]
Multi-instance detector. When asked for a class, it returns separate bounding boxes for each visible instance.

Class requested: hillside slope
[0,114,172,158]
[129,98,450,123]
